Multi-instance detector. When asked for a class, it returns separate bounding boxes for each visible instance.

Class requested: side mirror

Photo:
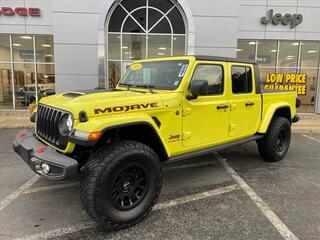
[187,80,208,100]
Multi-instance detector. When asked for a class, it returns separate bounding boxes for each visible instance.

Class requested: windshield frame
[117,59,190,91]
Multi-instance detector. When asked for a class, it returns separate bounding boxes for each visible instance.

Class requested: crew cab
[13,56,300,230]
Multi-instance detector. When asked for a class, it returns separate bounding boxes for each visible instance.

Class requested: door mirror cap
[188,80,208,100]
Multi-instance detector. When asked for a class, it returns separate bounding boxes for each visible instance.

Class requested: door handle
[217,104,229,110]
[245,102,255,107]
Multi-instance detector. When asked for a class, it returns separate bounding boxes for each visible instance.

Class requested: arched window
[106,0,187,88]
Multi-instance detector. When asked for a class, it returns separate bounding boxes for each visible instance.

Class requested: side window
[191,65,224,95]
[231,66,253,94]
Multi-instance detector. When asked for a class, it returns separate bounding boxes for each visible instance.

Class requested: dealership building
[0,0,319,113]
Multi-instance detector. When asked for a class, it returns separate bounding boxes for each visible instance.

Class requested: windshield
[118,60,189,90]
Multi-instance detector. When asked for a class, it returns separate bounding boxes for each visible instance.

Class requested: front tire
[257,116,291,162]
[80,141,162,231]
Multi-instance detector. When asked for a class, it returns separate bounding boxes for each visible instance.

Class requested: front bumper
[13,131,79,180]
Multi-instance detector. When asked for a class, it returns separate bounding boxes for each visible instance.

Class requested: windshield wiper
[135,84,156,94]
[118,83,147,94]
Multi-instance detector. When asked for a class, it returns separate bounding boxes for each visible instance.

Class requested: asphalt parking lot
[1,129,320,240]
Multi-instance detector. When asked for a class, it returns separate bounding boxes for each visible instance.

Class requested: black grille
[36,104,68,149]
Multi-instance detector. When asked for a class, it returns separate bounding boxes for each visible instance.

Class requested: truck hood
[39,89,166,119]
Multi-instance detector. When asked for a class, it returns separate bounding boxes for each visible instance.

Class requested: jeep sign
[261,9,303,28]
[0,7,40,16]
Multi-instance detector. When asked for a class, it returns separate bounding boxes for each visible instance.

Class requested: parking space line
[22,182,79,195]
[0,175,40,212]
[14,222,95,240]
[13,184,238,240]
[214,152,299,240]
[302,134,320,143]
[154,184,239,211]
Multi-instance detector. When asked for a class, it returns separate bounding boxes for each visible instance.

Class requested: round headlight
[66,114,73,131]
[59,114,73,136]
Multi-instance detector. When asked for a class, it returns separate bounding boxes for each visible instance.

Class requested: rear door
[228,63,261,139]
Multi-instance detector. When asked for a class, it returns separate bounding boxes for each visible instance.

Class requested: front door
[182,62,230,148]
[228,63,261,139]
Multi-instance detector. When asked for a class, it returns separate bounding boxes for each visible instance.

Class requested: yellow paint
[36,56,297,156]
[130,63,143,71]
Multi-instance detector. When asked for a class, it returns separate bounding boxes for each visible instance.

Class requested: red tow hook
[37,145,46,154]
[18,130,27,139]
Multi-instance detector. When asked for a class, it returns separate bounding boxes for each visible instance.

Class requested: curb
[292,128,320,135]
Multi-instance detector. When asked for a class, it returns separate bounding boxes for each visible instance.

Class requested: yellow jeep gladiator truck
[13,56,300,230]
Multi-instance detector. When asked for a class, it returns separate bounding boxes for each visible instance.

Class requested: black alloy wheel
[111,163,148,210]
[276,129,289,152]
[80,141,162,231]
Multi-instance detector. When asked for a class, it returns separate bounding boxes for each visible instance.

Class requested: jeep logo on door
[261,9,303,28]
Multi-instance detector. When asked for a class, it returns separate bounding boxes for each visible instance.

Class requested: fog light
[41,163,50,174]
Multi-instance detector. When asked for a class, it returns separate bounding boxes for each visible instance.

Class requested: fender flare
[258,103,291,134]
[101,121,170,159]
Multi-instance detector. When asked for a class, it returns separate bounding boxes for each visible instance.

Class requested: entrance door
[228,64,261,139]
[182,62,230,148]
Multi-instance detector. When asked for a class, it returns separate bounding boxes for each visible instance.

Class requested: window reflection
[237,39,320,113]
[122,34,146,60]
[237,40,256,60]
[257,40,277,67]
[14,63,35,109]
[0,64,12,109]
[298,68,318,113]
[173,36,185,56]
[0,35,10,62]
[148,35,171,58]
[35,36,54,62]
[0,34,55,109]
[12,35,34,62]
[108,34,121,60]
[108,61,121,88]
[300,42,320,68]
[278,41,299,68]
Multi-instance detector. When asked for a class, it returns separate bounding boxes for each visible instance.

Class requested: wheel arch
[99,122,169,161]
[258,104,292,134]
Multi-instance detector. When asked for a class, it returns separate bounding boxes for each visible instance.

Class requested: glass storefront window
[237,39,320,113]
[106,0,187,88]
[0,35,11,62]
[298,68,318,113]
[236,40,256,60]
[12,35,34,62]
[108,61,121,89]
[0,64,12,109]
[35,36,54,63]
[300,42,320,69]
[257,40,277,67]
[278,41,299,68]
[0,34,55,110]
[173,35,185,56]
[108,34,121,60]
[122,34,146,60]
[148,35,171,58]
[14,63,35,109]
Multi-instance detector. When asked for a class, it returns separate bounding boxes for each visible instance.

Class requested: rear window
[231,66,253,94]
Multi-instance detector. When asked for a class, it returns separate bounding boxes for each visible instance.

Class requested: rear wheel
[80,141,162,231]
[257,116,291,162]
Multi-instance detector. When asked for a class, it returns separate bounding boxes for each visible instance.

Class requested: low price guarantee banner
[264,73,307,95]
